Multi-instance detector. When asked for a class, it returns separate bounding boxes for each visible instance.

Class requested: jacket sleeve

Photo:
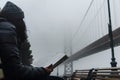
[0,22,49,80]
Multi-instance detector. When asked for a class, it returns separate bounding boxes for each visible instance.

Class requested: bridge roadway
[65,27,120,62]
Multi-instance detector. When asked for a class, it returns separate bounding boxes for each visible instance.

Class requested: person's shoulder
[0,18,17,44]
[0,18,16,30]
[0,18,7,22]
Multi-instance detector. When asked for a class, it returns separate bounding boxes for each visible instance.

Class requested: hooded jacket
[0,1,48,80]
[0,1,24,19]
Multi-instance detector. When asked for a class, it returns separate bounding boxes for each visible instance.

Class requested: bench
[0,59,4,80]
[71,67,120,80]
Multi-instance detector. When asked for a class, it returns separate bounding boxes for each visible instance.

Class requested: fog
[0,0,92,66]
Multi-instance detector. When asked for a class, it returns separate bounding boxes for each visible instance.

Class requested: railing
[71,67,120,80]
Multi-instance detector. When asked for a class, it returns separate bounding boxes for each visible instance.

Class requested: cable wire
[72,0,95,41]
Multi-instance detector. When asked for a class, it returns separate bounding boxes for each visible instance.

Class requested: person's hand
[44,64,53,74]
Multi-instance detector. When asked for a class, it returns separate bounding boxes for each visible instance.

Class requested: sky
[0,0,91,67]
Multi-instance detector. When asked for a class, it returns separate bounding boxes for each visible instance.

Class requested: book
[44,53,68,68]
[53,54,68,68]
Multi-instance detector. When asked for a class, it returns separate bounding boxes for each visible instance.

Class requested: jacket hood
[1,1,24,19]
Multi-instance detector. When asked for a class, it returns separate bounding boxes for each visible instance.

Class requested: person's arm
[0,22,50,80]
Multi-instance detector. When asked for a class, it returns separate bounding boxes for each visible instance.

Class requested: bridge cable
[71,0,95,41]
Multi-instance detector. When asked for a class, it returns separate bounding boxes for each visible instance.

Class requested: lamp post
[107,0,117,67]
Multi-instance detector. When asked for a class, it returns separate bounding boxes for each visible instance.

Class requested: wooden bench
[0,69,4,80]
[0,59,4,80]
[71,67,120,80]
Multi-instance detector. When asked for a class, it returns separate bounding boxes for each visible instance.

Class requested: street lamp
[107,0,117,67]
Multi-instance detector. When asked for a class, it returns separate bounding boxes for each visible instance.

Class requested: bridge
[53,0,120,77]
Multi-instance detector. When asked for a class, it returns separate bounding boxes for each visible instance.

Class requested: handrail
[71,67,120,80]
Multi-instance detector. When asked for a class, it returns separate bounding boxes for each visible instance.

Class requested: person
[0,1,64,80]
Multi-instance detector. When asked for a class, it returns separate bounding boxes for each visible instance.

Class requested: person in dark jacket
[0,1,64,80]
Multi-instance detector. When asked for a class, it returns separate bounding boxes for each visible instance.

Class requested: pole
[107,0,117,67]
[57,67,59,76]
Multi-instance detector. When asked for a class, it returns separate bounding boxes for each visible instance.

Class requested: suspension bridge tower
[64,25,73,79]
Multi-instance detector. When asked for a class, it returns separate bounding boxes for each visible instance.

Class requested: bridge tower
[64,25,73,79]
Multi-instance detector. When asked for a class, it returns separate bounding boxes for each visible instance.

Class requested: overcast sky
[0,0,92,67]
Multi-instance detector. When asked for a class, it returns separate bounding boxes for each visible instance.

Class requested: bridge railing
[70,67,120,80]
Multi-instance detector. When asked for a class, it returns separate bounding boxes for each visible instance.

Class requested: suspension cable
[71,0,95,41]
